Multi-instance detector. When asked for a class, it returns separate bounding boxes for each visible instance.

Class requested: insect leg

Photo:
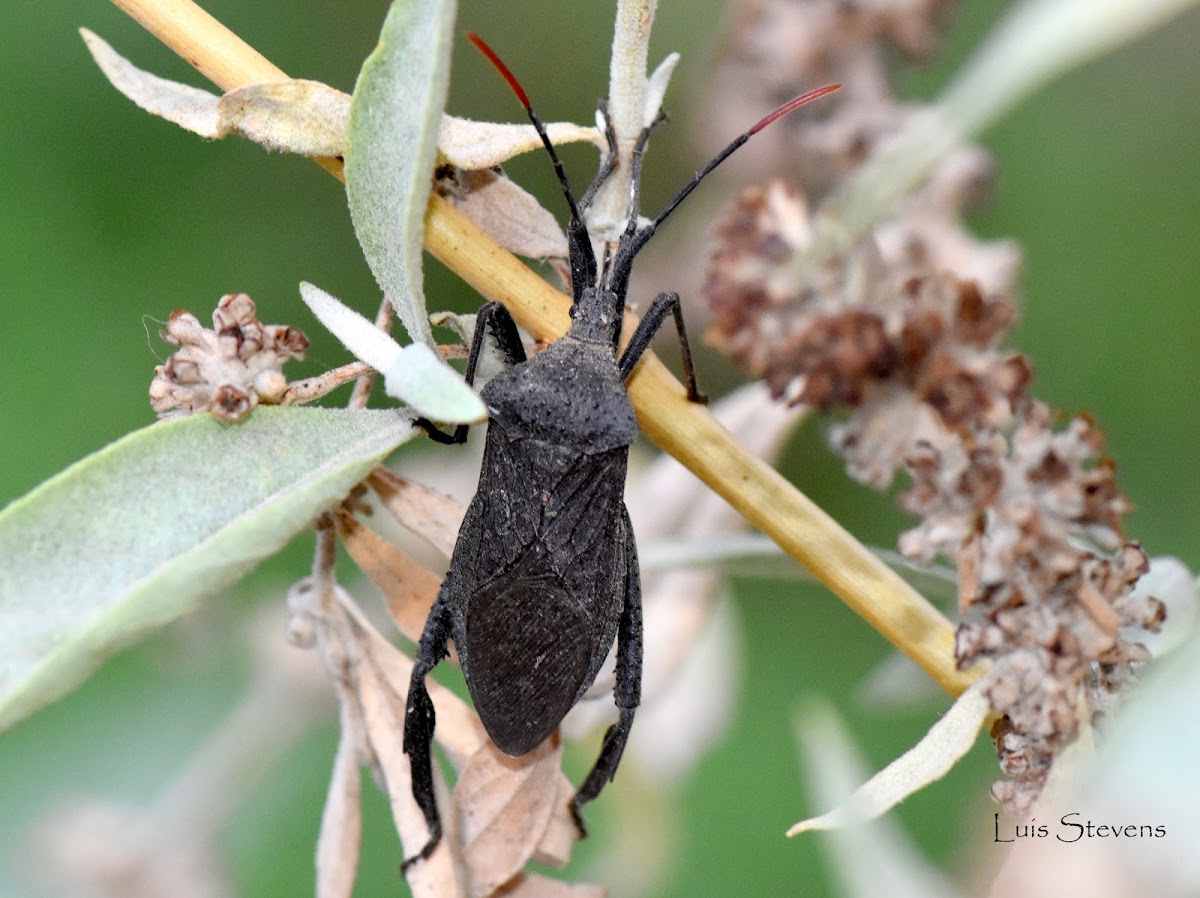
[400,597,454,871]
[415,301,526,444]
[577,99,619,211]
[617,291,708,404]
[569,510,643,836]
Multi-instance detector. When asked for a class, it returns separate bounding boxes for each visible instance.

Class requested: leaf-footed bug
[401,33,837,869]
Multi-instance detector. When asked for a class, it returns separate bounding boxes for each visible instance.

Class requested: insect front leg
[400,596,455,871]
[617,291,708,404]
[415,301,527,444]
[569,510,643,836]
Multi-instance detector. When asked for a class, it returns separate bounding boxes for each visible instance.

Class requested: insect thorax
[480,337,638,453]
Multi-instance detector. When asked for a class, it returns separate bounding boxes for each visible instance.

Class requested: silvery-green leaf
[642,52,679,128]
[345,0,456,347]
[299,282,484,423]
[300,282,404,374]
[384,343,486,424]
[0,408,414,733]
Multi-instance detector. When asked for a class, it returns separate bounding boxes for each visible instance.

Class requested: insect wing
[465,566,593,756]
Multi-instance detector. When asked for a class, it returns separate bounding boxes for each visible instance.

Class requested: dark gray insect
[401,33,837,869]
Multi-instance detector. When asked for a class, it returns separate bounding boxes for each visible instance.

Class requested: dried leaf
[83,30,349,156]
[529,771,580,868]
[217,80,349,156]
[439,115,603,170]
[788,681,990,835]
[335,512,441,643]
[795,702,966,898]
[446,169,567,260]
[455,740,568,898]
[298,281,486,424]
[316,717,363,898]
[368,468,466,558]
[354,642,464,896]
[345,0,455,347]
[82,29,220,136]
[338,592,486,768]
[429,311,517,392]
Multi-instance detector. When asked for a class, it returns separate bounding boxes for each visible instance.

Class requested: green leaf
[298,281,486,423]
[0,408,414,733]
[346,0,457,347]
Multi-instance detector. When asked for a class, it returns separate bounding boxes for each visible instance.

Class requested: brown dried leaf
[446,168,568,260]
[354,642,464,896]
[530,773,580,868]
[84,30,349,157]
[337,591,485,768]
[369,467,465,558]
[335,511,441,644]
[316,718,362,898]
[455,739,568,898]
[439,115,603,170]
[217,80,350,156]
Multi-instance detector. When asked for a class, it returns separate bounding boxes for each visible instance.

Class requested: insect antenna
[611,83,840,288]
[468,33,599,287]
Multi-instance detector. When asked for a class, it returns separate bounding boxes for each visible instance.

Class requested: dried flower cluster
[702,0,1164,816]
[701,0,956,199]
[149,293,309,423]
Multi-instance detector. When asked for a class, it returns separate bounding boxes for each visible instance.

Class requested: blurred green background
[1,1,1198,896]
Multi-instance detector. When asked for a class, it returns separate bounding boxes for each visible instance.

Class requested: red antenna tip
[747,83,840,136]
[467,33,532,112]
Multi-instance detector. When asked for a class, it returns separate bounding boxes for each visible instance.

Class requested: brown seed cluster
[149,293,309,423]
[700,0,957,198]
[706,179,1024,486]
[702,4,1163,817]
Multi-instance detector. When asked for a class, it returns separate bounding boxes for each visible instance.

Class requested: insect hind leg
[569,510,643,836]
[617,291,708,404]
[414,301,525,444]
[400,599,454,871]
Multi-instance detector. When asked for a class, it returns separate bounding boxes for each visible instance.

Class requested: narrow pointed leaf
[346,0,457,346]
[0,408,413,732]
[298,282,484,423]
[788,682,991,835]
[82,28,219,136]
[384,343,486,424]
[83,30,349,157]
[438,116,602,170]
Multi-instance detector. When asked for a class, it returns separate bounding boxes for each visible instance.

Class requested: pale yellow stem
[107,0,980,697]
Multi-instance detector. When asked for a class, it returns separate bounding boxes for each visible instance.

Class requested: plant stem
[107,0,978,697]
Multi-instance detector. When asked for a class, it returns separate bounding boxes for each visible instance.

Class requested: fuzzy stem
[587,0,658,241]
[108,0,977,696]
